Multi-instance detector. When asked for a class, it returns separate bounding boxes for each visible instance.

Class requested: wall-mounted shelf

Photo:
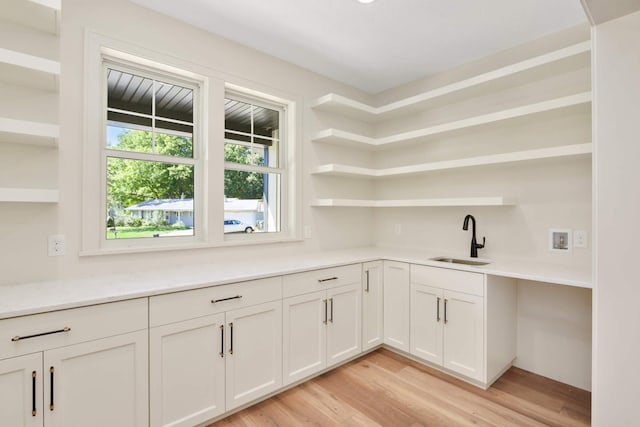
[0,117,59,146]
[311,197,515,208]
[312,143,592,178]
[0,188,58,203]
[311,42,591,122]
[312,92,591,149]
[4,0,60,35]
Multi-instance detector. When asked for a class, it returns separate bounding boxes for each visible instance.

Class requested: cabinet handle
[229,322,234,355]
[329,298,334,323]
[49,366,54,411]
[11,327,71,342]
[318,277,338,283]
[323,299,328,324]
[365,270,370,292]
[444,299,448,324]
[436,297,441,322]
[32,371,37,416]
[211,295,242,304]
[219,325,224,358]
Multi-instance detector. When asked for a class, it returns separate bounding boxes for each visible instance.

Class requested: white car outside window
[224,219,254,233]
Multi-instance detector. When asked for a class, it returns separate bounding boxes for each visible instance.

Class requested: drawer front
[0,298,148,360]
[149,277,282,327]
[283,264,361,298]
[411,264,484,296]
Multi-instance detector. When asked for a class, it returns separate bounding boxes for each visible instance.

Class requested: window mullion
[106,148,196,166]
[151,79,156,153]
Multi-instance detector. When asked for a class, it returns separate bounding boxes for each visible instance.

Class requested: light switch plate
[574,230,588,248]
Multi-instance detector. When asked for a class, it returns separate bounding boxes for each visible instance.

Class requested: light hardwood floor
[210,349,591,427]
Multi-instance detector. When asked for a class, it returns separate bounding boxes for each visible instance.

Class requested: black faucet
[462,214,485,258]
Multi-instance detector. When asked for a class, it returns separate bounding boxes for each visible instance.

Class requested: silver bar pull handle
[32,371,37,416]
[12,327,71,342]
[436,297,441,322]
[318,277,338,283]
[219,325,224,358]
[329,298,334,323]
[211,295,242,304]
[444,299,448,324]
[323,299,328,324]
[365,270,370,292]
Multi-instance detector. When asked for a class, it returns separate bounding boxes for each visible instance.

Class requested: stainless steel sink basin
[430,257,490,266]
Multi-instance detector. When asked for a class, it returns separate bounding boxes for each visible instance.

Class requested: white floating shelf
[0,117,59,146]
[4,0,60,35]
[0,47,60,76]
[312,143,593,178]
[312,92,592,149]
[28,0,61,10]
[311,197,515,208]
[0,188,58,203]
[311,41,591,121]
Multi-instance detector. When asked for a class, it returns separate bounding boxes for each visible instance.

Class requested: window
[104,63,201,241]
[224,93,285,235]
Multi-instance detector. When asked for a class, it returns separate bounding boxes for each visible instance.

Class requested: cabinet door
[149,314,226,427]
[410,284,443,365]
[225,300,282,410]
[443,290,484,382]
[282,290,326,386]
[383,261,410,352]
[44,330,148,427]
[0,352,42,427]
[362,261,384,351]
[327,283,362,367]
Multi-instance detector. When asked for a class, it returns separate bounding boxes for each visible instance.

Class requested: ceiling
[130,0,588,94]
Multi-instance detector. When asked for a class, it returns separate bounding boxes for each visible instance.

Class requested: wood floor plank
[209,349,591,427]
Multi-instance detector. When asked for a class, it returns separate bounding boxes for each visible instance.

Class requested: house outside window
[104,62,202,241]
[224,93,285,235]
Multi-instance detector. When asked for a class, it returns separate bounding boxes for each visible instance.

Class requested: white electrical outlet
[303,225,312,239]
[574,230,588,248]
[48,234,65,256]
[394,224,402,235]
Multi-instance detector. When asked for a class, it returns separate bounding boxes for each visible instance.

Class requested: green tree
[224,144,264,200]
[107,130,194,209]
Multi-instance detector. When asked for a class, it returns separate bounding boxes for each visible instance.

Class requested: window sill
[79,235,303,257]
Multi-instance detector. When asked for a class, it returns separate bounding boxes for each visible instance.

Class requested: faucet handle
[476,237,485,249]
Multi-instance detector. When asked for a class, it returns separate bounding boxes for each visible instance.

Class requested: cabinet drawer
[283,264,361,298]
[149,277,282,327]
[411,264,484,296]
[0,298,148,360]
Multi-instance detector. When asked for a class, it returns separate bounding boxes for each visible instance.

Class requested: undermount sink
[430,257,491,266]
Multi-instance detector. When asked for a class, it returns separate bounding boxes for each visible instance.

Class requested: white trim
[310,197,516,207]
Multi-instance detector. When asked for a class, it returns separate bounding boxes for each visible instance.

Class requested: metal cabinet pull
[318,277,338,283]
[211,295,242,304]
[323,299,328,324]
[436,297,441,322]
[32,371,37,416]
[329,298,334,323]
[219,325,224,358]
[229,322,234,355]
[365,270,370,292]
[49,367,54,411]
[444,299,448,324]
[12,327,71,342]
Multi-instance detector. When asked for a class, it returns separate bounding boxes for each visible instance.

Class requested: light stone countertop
[0,247,591,319]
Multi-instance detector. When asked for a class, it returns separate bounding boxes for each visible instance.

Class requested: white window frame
[81,33,300,256]
[223,89,288,241]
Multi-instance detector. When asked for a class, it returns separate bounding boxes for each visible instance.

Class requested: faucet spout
[462,214,485,258]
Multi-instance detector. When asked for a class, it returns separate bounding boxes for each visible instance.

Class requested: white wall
[515,280,592,390]
[0,0,376,286]
[592,10,640,425]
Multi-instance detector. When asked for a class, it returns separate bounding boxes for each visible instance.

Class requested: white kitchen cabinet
[410,265,516,386]
[441,290,484,379]
[0,299,149,427]
[362,261,384,351]
[0,352,43,427]
[383,261,410,352]
[149,314,226,427]
[149,277,283,425]
[44,330,148,427]
[282,264,362,386]
[225,300,282,410]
